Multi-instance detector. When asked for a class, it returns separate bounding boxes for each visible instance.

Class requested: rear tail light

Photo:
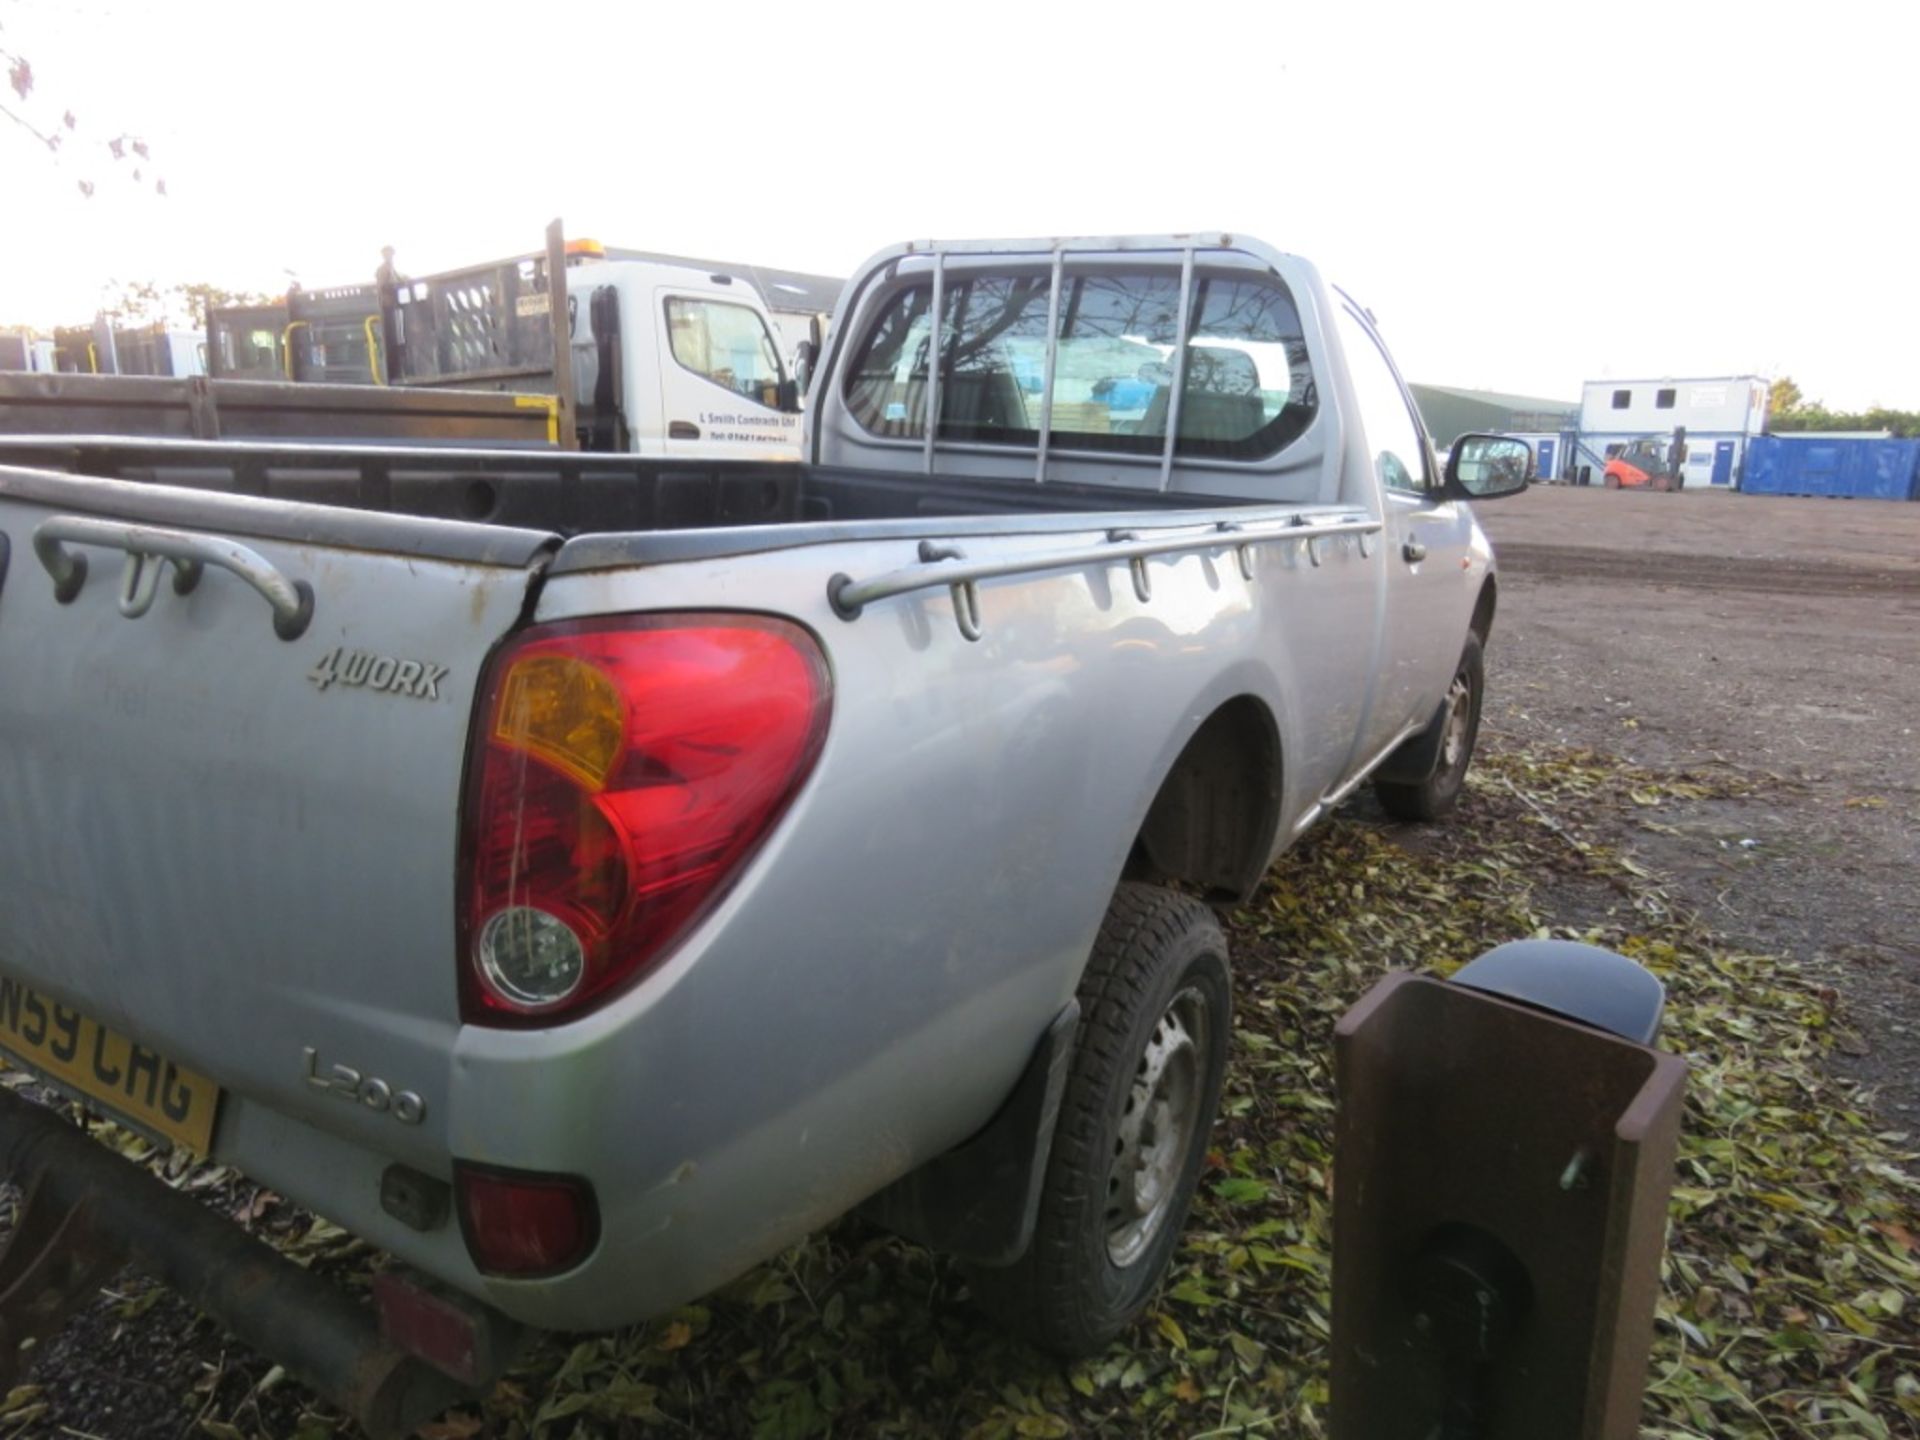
[454,1162,599,1277]
[458,613,830,1026]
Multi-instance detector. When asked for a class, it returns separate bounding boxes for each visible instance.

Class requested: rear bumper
[205,984,1055,1333]
[183,886,1084,1334]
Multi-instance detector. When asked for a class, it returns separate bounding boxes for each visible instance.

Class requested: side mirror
[1443,433,1533,501]
[776,377,803,414]
[792,338,818,395]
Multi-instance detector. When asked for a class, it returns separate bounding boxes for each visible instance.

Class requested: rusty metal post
[0,1087,470,1438]
[0,1176,129,1383]
[545,218,578,450]
[1329,967,1687,1440]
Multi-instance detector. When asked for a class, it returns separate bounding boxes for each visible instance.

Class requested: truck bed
[0,436,1249,545]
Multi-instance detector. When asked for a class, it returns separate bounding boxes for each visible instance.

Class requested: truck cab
[377,242,807,461]
[565,258,805,459]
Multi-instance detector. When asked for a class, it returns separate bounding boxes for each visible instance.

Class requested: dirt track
[1484,482,1920,573]
[1495,542,1919,595]
[1474,484,1920,1114]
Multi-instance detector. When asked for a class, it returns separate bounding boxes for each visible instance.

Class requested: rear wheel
[967,883,1231,1355]
[1374,633,1484,822]
[1604,473,1621,489]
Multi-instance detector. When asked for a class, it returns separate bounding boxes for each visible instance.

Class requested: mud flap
[1373,692,1450,785]
[861,1001,1080,1266]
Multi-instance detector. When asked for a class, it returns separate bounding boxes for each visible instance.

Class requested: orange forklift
[1603,428,1688,491]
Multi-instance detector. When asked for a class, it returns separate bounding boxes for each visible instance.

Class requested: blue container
[1743,435,1920,499]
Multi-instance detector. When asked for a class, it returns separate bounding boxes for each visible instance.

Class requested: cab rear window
[842,268,1316,461]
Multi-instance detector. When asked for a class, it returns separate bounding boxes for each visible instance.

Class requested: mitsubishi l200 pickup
[0,233,1529,1424]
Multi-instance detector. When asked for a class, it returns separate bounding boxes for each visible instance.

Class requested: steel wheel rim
[1441,671,1473,770]
[1105,985,1208,1268]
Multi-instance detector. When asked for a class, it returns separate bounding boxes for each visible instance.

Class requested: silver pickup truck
[0,234,1527,1387]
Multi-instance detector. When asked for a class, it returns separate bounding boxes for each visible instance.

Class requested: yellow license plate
[0,977,221,1154]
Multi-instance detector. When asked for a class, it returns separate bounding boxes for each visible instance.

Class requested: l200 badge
[303,1046,426,1125]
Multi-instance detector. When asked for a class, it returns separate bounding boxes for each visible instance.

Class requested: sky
[2,0,1915,410]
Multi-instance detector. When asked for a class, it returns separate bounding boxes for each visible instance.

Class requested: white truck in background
[0,228,806,460]
[553,248,806,459]
[372,230,805,459]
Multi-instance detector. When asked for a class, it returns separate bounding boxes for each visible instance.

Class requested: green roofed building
[1410,383,1579,446]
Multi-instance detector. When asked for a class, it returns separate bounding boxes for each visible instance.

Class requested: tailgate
[0,464,555,1162]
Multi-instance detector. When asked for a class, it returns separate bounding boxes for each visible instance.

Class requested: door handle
[1402,539,1428,564]
[668,420,701,441]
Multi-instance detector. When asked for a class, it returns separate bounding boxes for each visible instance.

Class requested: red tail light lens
[454,1162,599,1277]
[459,614,831,1026]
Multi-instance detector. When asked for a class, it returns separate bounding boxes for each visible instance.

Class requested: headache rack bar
[897,233,1269,489]
[828,509,1380,642]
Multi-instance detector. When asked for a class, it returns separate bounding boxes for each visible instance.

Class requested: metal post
[1034,249,1065,485]
[0,1087,473,1438]
[923,250,945,475]
[544,219,579,451]
[1158,246,1196,493]
[1330,960,1687,1440]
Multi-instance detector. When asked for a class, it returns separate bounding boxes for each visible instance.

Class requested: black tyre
[967,883,1231,1354]
[1374,632,1484,822]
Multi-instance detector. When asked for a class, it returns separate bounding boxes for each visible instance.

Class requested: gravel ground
[3,480,1915,1437]
[1475,484,1920,1116]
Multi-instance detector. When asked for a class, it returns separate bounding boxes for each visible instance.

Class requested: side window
[840,267,1317,461]
[664,298,786,407]
[1333,307,1427,495]
[840,283,935,439]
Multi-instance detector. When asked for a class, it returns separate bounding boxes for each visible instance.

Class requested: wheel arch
[1471,574,1497,644]
[1124,693,1284,906]
[863,694,1281,1269]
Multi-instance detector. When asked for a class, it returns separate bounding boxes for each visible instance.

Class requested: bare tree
[2,13,167,198]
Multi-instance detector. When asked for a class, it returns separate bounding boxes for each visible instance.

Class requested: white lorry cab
[562,253,805,460]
